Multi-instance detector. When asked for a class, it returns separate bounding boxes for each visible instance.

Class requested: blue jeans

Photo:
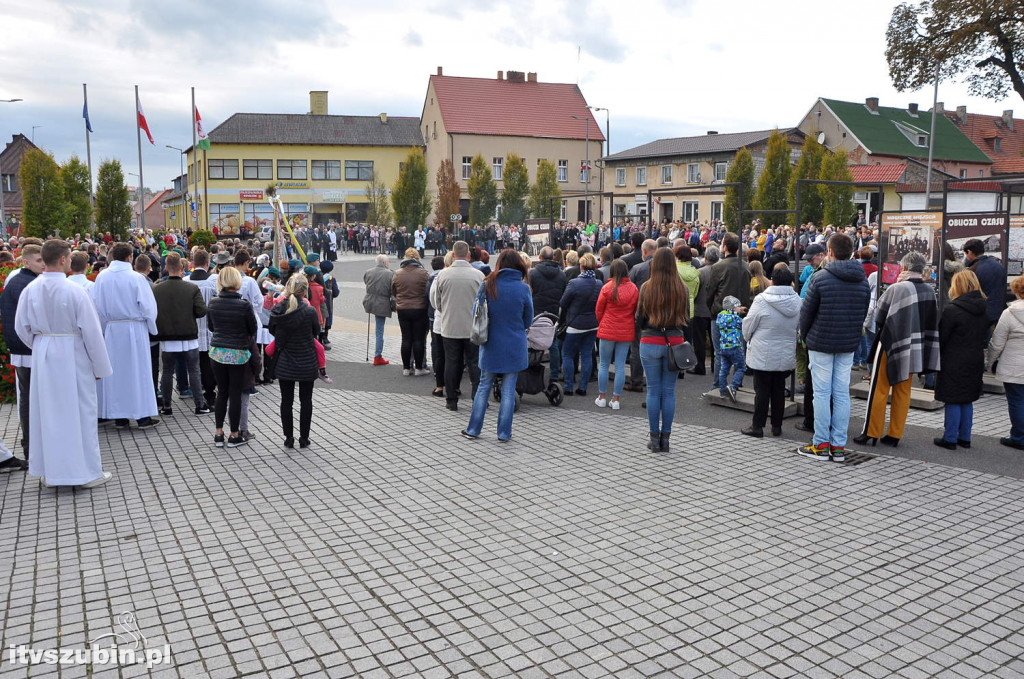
[466,370,518,440]
[808,350,854,447]
[640,343,677,434]
[1004,382,1024,445]
[562,330,597,392]
[598,339,630,397]
[549,336,563,382]
[942,403,974,443]
[717,346,746,394]
[374,315,386,358]
[853,330,874,366]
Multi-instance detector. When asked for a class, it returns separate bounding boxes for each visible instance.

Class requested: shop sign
[239,190,264,201]
[320,190,346,203]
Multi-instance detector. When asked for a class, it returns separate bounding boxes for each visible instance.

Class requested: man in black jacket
[963,238,1007,329]
[529,247,568,381]
[621,232,646,271]
[0,244,43,462]
[707,233,751,390]
[153,252,210,416]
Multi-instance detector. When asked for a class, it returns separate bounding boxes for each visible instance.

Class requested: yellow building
[177,92,424,233]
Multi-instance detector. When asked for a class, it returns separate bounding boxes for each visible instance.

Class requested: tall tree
[391,147,431,228]
[786,135,826,226]
[60,155,92,236]
[754,130,793,226]
[95,159,132,240]
[528,159,561,221]
[819,150,857,228]
[498,152,529,226]
[435,158,461,233]
[18,149,66,238]
[467,154,497,226]
[366,170,393,226]
[723,147,755,232]
[886,0,1024,104]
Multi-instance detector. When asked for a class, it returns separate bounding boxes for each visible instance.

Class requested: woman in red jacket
[595,259,639,410]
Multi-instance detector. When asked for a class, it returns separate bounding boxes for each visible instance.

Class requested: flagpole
[83,83,95,231]
[191,86,199,232]
[135,85,145,232]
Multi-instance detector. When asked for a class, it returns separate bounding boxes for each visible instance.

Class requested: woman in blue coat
[462,250,534,442]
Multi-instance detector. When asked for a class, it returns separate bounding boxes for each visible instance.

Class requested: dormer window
[916,134,928,147]
[893,120,929,147]
[995,138,1003,153]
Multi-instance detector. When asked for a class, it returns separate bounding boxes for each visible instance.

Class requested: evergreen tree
[60,155,92,236]
[435,158,461,234]
[723,147,755,232]
[754,129,793,226]
[95,159,132,240]
[528,159,561,221]
[819,150,857,227]
[498,152,529,226]
[391,147,431,228]
[18,149,66,238]
[786,135,825,226]
[467,154,497,226]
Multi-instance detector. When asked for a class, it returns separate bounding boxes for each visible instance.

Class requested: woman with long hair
[461,250,534,442]
[636,248,691,452]
[749,260,770,298]
[268,275,321,448]
[207,266,258,449]
[594,259,638,410]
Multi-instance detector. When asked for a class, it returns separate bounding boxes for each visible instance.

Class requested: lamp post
[0,98,24,238]
[166,145,185,231]
[127,171,142,229]
[571,114,591,223]
[588,106,609,221]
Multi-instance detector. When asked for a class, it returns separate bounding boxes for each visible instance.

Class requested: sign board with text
[239,190,264,201]
[880,211,943,288]
[319,190,346,203]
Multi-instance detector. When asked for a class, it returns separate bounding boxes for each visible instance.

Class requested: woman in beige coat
[987,275,1024,450]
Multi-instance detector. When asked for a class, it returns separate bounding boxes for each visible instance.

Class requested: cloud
[405,30,423,47]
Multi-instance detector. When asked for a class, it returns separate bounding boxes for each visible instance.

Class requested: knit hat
[287,259,302,271]
[319,261,334,273]
[306,252,321,262]
[303,265,319,276]
[266,266,281,279]
[722,295,741,311]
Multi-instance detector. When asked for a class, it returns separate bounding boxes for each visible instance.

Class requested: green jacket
[676,261,700,318]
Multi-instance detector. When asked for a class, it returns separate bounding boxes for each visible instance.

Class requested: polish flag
[137,95,155,145]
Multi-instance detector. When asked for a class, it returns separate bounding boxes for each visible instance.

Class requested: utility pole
[924,61,941,211]
[571,114,591,223]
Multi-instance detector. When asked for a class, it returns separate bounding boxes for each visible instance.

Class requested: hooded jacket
[935,290,988,403]
[392,258,429,311]
[742,285,802,372]
[528,259,568,316]
[987,299,1024,384]
[799,259,870,354]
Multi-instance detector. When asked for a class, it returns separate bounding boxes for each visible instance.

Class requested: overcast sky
[1,0,1019,191]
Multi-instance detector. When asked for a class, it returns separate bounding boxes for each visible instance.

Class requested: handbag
[663,329,698,372]
[470,286,489,346]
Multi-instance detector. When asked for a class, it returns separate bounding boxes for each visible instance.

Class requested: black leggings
[753,370,790,430]
[280,380,314,439]
[211,361,245,433]
[397,308,429,370]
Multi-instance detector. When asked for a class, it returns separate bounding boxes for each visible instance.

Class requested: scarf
[897,271,923,283]
[579,270,596,279]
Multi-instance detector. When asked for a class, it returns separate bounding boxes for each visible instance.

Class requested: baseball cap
[803,244,826,260]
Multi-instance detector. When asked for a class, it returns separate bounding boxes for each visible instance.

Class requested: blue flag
[83,100,93,133]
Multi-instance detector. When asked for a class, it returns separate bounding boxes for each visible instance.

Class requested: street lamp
[166,145,186,231]
[0,98,24,237]
[127,171,142,228]
[588,106,609,221]
[570,114,591,223]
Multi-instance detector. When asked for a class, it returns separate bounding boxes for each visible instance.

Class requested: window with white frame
[580,162,591,183]
[1,174,14,192]
[960,169,968,179]
[277,159,307,180]
[714,162,728,182]
[687,164,700,183]
[636,167,647,186]
[492,157,503,181]
[711,201,723,221]
[683,201,699,222]
[661,165,672,184]
[615,168,626,186]
[557,159,568,182]
[462,156,472,180]
[560,199,567,221]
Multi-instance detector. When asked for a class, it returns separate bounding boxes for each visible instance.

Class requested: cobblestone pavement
[2,373,1024,679]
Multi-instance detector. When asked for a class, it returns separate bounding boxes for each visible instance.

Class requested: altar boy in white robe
[90,243,160,429]
[15,239,113,487]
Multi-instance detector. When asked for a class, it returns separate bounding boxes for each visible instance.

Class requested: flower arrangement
[0,263,20,403]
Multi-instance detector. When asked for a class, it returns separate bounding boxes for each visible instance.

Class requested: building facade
[420,68,604,225]
[181,92,423,233]
[0,133,40,230]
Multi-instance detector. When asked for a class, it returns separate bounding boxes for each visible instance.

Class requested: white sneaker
[594,396,607,408]
[402,369,412,376]
[414,368,431,377]
[610,400,621,410]
[81,472,112,489]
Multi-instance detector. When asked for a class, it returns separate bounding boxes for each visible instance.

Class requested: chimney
[507,70,525,83]
[707,131,718,135]
[497,70,503,80]
[379,113,388,124]
[1003,110,1015,132]
[956,105,967,124]
[935,101,944,115]
[865,97,879,113]
[436,66,443,75]
[527,72,537,83]
[309,90,328,116]
[908,103,919,115]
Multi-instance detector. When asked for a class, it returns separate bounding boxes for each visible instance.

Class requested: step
[703,387,800,417]
[849,381,943,410]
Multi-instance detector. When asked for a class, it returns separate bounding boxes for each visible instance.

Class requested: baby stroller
[493,312,564,408]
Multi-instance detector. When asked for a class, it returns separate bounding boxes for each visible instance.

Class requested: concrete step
[703,387,801,418]
[849,381,943,411]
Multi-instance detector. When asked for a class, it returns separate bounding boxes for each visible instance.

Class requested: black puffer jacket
[799,259,870,353]
[0,269,38,356]
[268,300,320,382]
[935,290,989,404]
[207,291,257,350]
[528,260,568,316]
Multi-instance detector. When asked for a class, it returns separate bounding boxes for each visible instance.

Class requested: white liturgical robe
[15,272,113,485]
[90,260,159,420]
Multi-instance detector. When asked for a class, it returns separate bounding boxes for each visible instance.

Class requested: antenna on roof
[576,45,581,84]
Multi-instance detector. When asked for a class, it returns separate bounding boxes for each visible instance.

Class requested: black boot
[659,432,671,452]
[647,432,660,451]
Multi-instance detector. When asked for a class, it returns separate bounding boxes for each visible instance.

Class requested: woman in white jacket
[986,275,1024,450]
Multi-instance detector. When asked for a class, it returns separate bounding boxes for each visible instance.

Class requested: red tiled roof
[430,75,604,141]
[145,189,173,212]
[848,164,907,184]
[947,111,1024,174]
